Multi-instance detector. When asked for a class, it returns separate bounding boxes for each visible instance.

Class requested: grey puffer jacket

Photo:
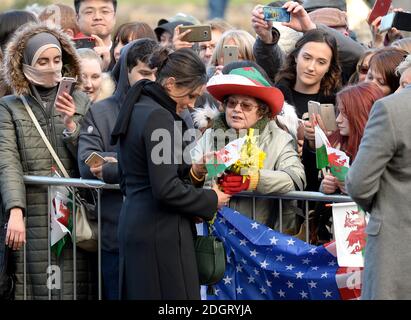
[0,23,94,300]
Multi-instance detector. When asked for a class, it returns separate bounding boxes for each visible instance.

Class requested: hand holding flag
[315,125,350,182]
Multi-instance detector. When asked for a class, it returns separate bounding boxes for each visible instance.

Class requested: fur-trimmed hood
[2,22,83,96]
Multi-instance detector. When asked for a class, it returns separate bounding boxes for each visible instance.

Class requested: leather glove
[218,171,259,195]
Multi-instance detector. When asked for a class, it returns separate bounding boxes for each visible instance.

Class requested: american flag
[207,207,362,300]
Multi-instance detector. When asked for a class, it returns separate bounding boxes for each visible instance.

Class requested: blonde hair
[210,29,256,67]
[392,38,411,54]
[396,54,411,76]
[77,48,103,69]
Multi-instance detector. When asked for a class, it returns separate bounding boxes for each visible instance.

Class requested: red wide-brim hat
[207,67,284,116]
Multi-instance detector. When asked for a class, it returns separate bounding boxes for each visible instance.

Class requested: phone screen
[262,6,291,22]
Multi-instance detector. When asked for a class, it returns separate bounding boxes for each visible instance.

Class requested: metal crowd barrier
[21,175,352,300]
[23,175,119,301]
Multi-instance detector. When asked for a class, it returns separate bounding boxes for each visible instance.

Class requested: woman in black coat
[111,48,231,300]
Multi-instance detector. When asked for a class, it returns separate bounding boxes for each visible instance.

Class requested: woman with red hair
[307,82,385,244]
[321,82,385,194]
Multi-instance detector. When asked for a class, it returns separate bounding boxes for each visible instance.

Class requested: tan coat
[193,118,306,230]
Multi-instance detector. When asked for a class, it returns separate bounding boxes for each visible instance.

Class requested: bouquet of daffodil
[218,128,266,194]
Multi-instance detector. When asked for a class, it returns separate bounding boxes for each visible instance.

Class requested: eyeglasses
[358,65,369,75]
[199,44,216,52]
[224,98,259,112]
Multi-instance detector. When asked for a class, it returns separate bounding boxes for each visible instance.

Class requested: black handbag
[0,223,15,300]
[195,231,226,288]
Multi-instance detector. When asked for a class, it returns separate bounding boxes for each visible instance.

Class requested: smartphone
[54,77,76,108]
[73,36,96,49]
[379,11,411,33]
[262,6,291,23]
[307,100,321,119]
[320,104,337,132]
[179,25,212,42]
[308,101,337,132]
[367,0,392,25]
[85,152,106,167]
[223,45,239,66]
[378,12,394,32]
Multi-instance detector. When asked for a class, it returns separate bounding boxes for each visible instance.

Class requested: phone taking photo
[307,101,337,132]
[73,36,96,49]
[223,45,239,66]
[367,0,392,25]
[178,25,212,42]
[262,6,291,23]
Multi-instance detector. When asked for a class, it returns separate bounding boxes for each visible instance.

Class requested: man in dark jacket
[78,38,159,299]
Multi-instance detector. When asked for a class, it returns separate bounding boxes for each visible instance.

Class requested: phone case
[320,104,337,132]
[74,37,96,49]
[223,45,239,65]
[56,77,76,97]
[179,25,212,42]
[389,11,411,32]
[378,12,395,32]
[307,101,337,132]
[85,152,105,167]
[367,0,392,24]
[262,6,290,22]
[307,100,321,118]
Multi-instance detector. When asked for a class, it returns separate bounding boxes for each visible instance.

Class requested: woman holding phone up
[0,23,94,299]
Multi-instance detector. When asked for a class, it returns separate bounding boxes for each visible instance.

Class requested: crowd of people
[0,0,411,300]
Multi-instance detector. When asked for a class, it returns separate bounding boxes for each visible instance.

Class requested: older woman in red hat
[191,67,306,231]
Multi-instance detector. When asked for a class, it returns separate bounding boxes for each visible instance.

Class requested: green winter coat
[0,23,95,300]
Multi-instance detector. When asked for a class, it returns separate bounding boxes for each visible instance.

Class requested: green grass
[3,0,251,10]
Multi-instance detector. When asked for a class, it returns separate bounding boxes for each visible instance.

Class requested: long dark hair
[275,29,341,97]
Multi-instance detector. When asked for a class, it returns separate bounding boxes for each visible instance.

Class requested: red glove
[218,173,250,195]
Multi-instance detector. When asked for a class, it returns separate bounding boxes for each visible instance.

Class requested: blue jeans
[101,250,119,300]
[208,0,229,19]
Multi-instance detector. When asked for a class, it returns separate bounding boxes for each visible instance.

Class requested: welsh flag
[328,148,350,182]
[205,136,246,179]
[315,126,350,181]
[50,169,72,257]
[315,125,330,170]
[331,202,367,268]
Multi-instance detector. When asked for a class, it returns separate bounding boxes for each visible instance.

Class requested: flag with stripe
[207,207,362,300]
[315,125,330,170]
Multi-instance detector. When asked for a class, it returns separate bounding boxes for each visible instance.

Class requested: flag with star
[207,207,362,300]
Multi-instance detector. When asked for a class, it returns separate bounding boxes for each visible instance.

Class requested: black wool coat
[113,84,217,300]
